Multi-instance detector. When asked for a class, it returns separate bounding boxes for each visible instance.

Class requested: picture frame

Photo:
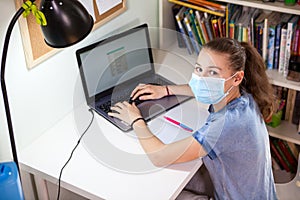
[14,0,127,69]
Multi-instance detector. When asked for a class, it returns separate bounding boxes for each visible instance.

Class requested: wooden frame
[14,0,127,69]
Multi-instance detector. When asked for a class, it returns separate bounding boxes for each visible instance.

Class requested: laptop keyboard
[97,100,112,113]
[96,76,171,113]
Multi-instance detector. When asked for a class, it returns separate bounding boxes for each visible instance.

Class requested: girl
[108,38,277,199]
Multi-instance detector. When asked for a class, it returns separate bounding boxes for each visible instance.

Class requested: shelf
[266,69,300,92]
[216,0,300,15]
[268,121,300,145]
[159,0,300,146]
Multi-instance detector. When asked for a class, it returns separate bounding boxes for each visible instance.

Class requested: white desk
[19,98,208,200]
[19,49,208,199]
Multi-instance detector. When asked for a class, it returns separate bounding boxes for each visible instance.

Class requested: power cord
[56,108,94,200]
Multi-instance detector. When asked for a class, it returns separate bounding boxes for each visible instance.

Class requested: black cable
[56,109,94,200]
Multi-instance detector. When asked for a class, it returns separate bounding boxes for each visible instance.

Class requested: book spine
[189,9,204,45]
[283,140,298,166]
[172,5,186,48]
[175,14,194,55]
[285,16,299,76]
[277,140,297,173]
[204,13,214,41]
[262,18,268,64]
[242,27,248,42]
[256,24,264,56]
[188,9,202,45]
[278,27,287,74]
[285,141,299,161]
[270,139,289,171]
[169,0,225,17]
[184,16,200,54]
[298,29,300,55]
[217,17,223,38]
[291,27,300,55]
[229,21,235,39]
[273,23,282,69]
[235,24,243,42]
[211,16,220,38]
[267,26,276,69]
[284,23,295,77]
[195,11,209,43]
[273,139,292,172]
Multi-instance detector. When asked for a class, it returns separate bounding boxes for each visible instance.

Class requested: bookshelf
[159,0,300,195]
[159,0,300,147]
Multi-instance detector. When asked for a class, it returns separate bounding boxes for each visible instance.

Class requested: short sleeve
[193,113,225,160]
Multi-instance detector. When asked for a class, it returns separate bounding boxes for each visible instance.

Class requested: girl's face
[194,49,234,79]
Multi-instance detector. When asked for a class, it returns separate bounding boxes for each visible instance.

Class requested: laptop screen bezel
[76,23,155,105]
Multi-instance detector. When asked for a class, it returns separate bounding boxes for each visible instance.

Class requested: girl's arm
[132,119,206,167]
[131,84,194,101]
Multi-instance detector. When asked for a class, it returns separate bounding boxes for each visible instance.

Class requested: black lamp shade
[40,0,94,48]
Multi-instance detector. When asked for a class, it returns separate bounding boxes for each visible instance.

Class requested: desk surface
[19,98,208,200]
[19,50,209,200]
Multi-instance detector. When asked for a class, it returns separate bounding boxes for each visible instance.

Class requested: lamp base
[0,162,24,200]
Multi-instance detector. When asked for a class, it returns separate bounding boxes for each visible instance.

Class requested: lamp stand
[1,6,27,171]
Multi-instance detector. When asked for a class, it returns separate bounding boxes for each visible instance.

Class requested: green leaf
[21,1,47,26]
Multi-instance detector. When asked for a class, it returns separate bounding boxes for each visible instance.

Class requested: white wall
[0,0,159,161]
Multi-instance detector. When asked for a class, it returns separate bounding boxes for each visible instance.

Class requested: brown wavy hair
[203,37,274,119]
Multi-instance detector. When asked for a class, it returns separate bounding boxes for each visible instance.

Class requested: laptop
[76,23,190,131]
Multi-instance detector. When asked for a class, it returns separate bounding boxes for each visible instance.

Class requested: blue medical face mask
[188,72,236,104]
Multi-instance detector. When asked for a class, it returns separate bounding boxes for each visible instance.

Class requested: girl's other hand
[130,84,168,101]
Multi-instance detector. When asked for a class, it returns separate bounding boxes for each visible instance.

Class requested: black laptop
[76,23,190,131]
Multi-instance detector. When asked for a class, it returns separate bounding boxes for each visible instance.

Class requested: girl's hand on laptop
[109,101,142,125]
[130,83,169,101]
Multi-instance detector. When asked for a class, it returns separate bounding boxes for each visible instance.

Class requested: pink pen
[163,116,193,132]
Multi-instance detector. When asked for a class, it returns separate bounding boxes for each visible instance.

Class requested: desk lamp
[1,0,94,171]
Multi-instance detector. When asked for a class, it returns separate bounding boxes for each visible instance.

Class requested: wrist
[165,85,170,96]
[131,117,146,128]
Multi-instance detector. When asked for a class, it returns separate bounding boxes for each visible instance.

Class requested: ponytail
[240,42,274,119]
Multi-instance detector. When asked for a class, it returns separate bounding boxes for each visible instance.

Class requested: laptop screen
[76,24,154,100]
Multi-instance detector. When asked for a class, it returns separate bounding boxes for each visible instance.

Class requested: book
[284,15,299,77]
[203,12,214,41]
[270,138,290,172]
[211,16,220,38]
[172,4,186,48]
[291,23,300,56]
[273,139,293,172]
[277,139,297,173]
[273,14,292,69]
[283,140,298,167]
[188,9,203,45]
[250,8,261,46]
[278,23,288,74]
[266,12,282,69]
[217,17,224,38]
[228,5,242,39]
[254,11,269,56]
[183,0,226,12]
[271,155,283,171]
[169,0,225,17]
[195,10,209,43]
[175,7,194,55]
[261,12,281,63]
[183,14,201,54]
[285,141,300,161]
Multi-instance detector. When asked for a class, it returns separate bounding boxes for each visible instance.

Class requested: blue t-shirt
[193,92,277,200]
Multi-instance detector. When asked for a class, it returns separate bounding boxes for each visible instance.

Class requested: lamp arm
[0,6,26,171]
